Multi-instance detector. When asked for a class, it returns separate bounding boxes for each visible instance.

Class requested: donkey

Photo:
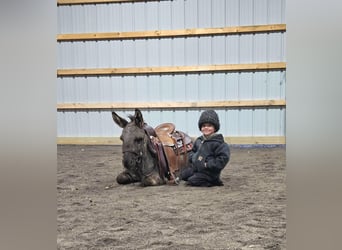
[112,109,192,186]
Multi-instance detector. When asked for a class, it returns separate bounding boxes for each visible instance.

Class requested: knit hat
[198,110,220,132]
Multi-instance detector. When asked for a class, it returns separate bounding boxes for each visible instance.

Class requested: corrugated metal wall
[57,0,286,143]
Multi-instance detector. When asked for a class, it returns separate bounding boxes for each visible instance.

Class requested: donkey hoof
[116,174,133,184]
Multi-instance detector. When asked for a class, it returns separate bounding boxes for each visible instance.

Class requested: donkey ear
[112,111,128,128]
[134,109,144,128]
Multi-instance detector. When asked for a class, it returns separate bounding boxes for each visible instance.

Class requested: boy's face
[201,123,216,137]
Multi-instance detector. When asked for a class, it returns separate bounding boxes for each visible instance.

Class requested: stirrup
[167,176,180,185]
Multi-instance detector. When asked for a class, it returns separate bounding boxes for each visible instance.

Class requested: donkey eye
[119,135,123,141]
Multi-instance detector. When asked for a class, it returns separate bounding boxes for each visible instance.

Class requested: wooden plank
[57,0,152,5]
[57,62,286,77]
[57,136,285,145]
[57,100,286,110]
[226,136,286,145]
[57,24,286,41]
[57,137,122,145]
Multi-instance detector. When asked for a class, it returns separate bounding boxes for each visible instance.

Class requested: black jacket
[189,133,230,179]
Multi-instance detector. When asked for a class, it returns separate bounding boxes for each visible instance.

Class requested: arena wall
[57,0,286,145]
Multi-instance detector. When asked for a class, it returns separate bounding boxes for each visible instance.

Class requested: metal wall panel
[57,33,286,68]
[57,71,285,103]
[57,0,286,33]
[57,0,286,141]
[57,108,285,137]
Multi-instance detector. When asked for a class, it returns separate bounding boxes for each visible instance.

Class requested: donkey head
[112,109,155,176]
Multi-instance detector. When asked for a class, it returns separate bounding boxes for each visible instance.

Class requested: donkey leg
[141,175,166,186]
[116,170,140,185]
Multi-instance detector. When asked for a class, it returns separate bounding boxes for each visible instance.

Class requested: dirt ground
[57,145,286,250]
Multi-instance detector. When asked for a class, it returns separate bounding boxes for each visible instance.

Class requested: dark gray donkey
[112,109,192,186]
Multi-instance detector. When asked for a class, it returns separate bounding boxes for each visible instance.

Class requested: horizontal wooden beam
[57,136,285,145]
[57,62,286,77]
[57,0,158,5]
[57,24,286,41]
[226,136,285,145]
[57,100,286,110]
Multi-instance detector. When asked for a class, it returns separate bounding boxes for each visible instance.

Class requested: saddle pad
[143,124,157,137]
[155,123,176,146]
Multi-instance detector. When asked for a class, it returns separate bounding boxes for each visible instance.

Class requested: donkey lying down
[112,109,192,186]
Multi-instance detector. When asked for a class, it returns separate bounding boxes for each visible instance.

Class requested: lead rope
[175,133,188,184]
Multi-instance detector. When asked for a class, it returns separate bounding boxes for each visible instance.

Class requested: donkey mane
[127,114,135,121]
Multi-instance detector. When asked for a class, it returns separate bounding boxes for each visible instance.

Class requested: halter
[121,133,156,177]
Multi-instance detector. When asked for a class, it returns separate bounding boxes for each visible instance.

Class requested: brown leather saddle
[144,123,193,184]
[154,123,193,183]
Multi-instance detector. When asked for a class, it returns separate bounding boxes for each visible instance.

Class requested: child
[181,110,230,187]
